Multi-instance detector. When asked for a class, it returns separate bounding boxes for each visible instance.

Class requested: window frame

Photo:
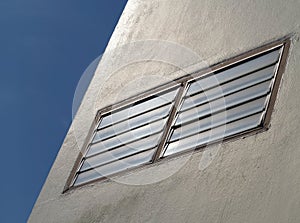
[64,36,291,192]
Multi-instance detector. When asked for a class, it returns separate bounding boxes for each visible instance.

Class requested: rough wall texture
[28,0,300,222]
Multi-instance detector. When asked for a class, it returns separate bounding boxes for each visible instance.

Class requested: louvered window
[73,87,180,186]
[162,48,281,157]
[67,38,290,189]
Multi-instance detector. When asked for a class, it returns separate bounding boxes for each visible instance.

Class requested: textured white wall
[29,0,300,222]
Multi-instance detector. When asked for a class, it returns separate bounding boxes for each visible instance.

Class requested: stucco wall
[28,0,300,222]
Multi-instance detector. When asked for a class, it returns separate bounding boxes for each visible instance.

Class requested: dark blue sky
[0,1,127,222]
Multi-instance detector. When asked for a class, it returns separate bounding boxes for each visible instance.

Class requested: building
[29,0,300,222]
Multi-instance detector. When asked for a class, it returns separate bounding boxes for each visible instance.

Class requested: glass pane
[88,118,167,156]
[95,104,171,141]
[187,49,281,96]
[181,65,275,111]
[164,113,264,157]
[171,96,268,141]
[74,149,155,186]
[81,133,161,171]
[99,88,179,128]
[177,80,273,125]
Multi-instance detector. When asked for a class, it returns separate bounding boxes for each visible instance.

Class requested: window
[66,37,290,190]
[162,47,283,157]
[73,87,180,186]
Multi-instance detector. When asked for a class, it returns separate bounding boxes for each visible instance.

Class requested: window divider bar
[152,82,189,161]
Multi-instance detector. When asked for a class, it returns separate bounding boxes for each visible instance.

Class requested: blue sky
[0,0,127,222]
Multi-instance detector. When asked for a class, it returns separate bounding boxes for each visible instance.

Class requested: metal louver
[67,38,289,189]
[73,87,180,186]
[162,47,283,157]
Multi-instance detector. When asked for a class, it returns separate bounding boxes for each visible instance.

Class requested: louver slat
[99,90,177,128]
[164,113,264,156]
[75,149,156,186]
[80,134,161,172]
[186,49,280,97]
[89,118,167,155]
[73,87,179,186]
[181,65,275,112]
[162,47,282,157]
[170,96,268,141]
[94,104,172,141]
[177,80,273,125]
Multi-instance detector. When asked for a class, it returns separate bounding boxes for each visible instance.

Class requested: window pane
[177,80,273,125]
[73,86,180,185]
[162,47,282,157]
[164,113,264,157]
[181,65,275,111]
[95,104,172,141]
[74,149,155,186]
[171,96,268,141]
[99,88,179,128]
[186,49,280,96]
[82,133,161,171]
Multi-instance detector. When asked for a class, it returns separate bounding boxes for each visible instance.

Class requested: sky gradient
[0,1,127,222]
